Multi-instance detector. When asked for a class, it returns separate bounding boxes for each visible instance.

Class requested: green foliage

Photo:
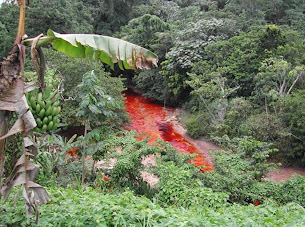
[25,0,94,36]
[182,25,305,165]
[250,175,305,207]
[239,112,290,146]
[183,111,212,138]
[3,131,305,226]
[2,186,305,226]
[93,130,227,207]
[202,136,279,203]
[33,134,78,186]
[116,13,172,104]
[276,90,305,161]
[0,2,18,59]
[117,14,169,51]
[75,70,123,184]
[160,17,238,102]
[2,0,305,224]
[85,0,146,35]
[133,0,180,21]
[187,25,304,98]
[197,28,262,97]
[222,97,254,136]
[76,71,120,126]
[93,131,159,194]
[284,5,305,36]
[224,0,266,30]
[0,0,93,58]
[45,49,127,128]
[254,57,305,101]
[133,69,171,104]
[275,175,305,206]
[155,160,228,208]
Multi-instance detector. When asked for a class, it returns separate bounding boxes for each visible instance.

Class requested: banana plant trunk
[0,112,9,189]
[0,0,26,193]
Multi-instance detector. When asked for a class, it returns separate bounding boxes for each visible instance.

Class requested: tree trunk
[0,48,22,194]
[216,100,227,124]
[199,94,217,122]
[81,122,88,185]
[287,71,303,95]
[0,111,9,191]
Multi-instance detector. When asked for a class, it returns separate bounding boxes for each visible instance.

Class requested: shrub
[155,161,228,208]
[249,175,305,207]
[1,186,305,226]
[239,112,290,146]
[276,175,305,206]
[184,111,212,138]
[93,131,160,195]
[202,136,279,204]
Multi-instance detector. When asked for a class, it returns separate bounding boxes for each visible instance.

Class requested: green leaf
[88,104,101,114]
[80,97,90,108]
[45,29,158,70]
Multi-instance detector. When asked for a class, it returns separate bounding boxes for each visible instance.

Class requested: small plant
[75,70,120,184]
[33,134,77,186]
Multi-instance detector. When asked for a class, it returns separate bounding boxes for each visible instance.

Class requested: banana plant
[0,0,158,223]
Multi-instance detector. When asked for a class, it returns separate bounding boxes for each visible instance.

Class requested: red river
[124,92,213,172]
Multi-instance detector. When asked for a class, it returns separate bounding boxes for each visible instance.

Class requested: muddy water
[124,92,213,172]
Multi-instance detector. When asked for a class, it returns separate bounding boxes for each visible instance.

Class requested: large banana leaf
[23,30,158,70]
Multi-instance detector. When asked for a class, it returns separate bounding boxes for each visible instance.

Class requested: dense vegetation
[1,0,305,225]
[2,131,305,225]
[2,187,305,226]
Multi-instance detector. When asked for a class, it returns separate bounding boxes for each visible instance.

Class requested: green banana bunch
[25,86,61,133]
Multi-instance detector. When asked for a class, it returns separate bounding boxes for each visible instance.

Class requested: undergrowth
[1,187,305,226]
[2,131,305,226]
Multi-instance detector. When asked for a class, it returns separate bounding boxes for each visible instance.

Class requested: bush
[202,136,279,204]
[249,175,305,207]
[93,131,160,195]
[239,112,290,146]
[224,97,254,136]
[155,161,228,208]
[93,130,227,206]
[184,111,212,138]
[184,97,254,139]
[1,186,305,226]
[276,175,305,206]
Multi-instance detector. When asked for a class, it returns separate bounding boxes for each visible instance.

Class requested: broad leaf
[46,30,158,70]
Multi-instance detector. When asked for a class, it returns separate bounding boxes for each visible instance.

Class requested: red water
[124,92,213,172]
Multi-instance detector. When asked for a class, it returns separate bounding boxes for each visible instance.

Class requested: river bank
[166,108,305,182]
